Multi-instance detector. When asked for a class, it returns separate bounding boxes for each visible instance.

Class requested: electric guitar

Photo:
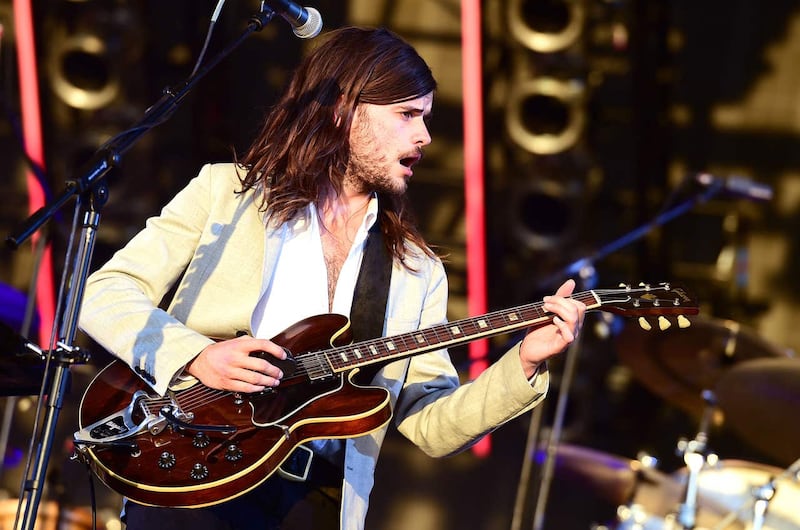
[73,282,697,508]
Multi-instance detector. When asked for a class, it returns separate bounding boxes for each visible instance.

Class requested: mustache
[400,147,424,163]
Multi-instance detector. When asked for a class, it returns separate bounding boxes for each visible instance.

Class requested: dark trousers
[123,476,342,530]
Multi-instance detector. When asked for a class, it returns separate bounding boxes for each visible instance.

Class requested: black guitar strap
[349,218,392,383]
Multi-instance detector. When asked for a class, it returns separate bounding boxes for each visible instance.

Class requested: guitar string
[142,287,681,412]
[147,293,580,410]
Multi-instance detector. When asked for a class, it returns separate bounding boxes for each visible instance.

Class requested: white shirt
[252,198,378,339]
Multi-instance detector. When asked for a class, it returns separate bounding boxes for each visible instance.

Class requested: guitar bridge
[73,389,169,446]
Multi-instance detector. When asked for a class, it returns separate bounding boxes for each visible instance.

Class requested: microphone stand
[517,181,727,530]
[5,7,281,529]
[537,181,726,291]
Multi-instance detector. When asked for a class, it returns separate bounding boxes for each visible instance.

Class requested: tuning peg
[677,315,691,329]
[658,316,671,331]
[638,317,652,331]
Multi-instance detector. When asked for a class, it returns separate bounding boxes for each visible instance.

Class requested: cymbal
[615,317,791,418]
[537,443,680,508]
[715,357,800,466]
[540,444,741,527]
[672,459,800,530]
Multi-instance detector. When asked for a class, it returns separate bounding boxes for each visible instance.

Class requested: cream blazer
[80,163,549,529]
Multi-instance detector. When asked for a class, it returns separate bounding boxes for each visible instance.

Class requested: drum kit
[550,316,800,530]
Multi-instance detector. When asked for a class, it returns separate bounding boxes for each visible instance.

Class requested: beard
[344,152,407,196]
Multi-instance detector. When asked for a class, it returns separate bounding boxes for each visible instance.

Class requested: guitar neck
[307,290,601,376]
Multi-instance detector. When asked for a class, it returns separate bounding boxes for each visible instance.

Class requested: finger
[552,315,576,342]
[555,279,576,297]
[240,356,285,380]
[234,336,287,360]
[229,366,283,391]
[543,297,579,323]
[225,377,274,394]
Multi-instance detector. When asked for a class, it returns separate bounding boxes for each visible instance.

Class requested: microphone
[694,172,774,202]
[263,0,323,39]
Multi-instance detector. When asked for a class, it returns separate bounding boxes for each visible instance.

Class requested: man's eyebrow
[397,103,432,116]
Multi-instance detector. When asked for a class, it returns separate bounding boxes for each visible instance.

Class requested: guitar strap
[349,217,392,384]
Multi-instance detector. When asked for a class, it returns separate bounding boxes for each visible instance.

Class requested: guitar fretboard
[296,290,601,379]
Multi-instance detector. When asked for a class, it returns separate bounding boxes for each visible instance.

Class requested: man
[79,26,585,530]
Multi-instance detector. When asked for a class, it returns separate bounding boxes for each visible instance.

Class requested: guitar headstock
[593,282,699,331]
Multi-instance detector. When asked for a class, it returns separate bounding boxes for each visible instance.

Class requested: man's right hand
[187,335,286,393]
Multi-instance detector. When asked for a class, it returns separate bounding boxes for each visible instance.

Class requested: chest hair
[320,230,351,312]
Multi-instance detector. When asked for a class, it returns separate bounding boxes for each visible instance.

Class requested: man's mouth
[399,150,423,169]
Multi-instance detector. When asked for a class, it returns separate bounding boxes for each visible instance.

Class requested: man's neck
[319,187,372,232]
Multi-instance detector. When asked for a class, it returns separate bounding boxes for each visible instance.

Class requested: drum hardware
[608,453,673,530]
[709,458,800,530]
[673,390,718,529]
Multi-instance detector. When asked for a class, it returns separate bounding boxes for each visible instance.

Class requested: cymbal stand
[4,6,282,529]
[673,390,716,529]
[711,457,800,530]
[529,265,595,530]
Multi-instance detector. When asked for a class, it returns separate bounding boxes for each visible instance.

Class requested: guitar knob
[638,317,652,331]
[158,451,176,469]
[190,463,209,480]
[658,316,671,331]
[192,432,210,449]
[225,444,243,462]
[677,315,691,328]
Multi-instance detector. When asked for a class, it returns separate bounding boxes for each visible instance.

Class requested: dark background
[1,1,799,528]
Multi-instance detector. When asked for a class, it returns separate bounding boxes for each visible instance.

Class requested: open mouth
[399,151,422,169]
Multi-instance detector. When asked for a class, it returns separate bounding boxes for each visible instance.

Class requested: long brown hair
[236,26,438,266]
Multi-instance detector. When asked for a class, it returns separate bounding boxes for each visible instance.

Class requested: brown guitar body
[76,314,392,507]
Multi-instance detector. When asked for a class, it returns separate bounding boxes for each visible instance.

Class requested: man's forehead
[393,93,434,111]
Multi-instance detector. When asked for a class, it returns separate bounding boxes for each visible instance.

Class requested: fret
[294,285,692,378]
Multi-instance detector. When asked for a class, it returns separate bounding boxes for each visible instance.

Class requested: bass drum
[0,499,103,530]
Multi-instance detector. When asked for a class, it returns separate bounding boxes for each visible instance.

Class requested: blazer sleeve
[79,164,221,395]
[392,259,549,458]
